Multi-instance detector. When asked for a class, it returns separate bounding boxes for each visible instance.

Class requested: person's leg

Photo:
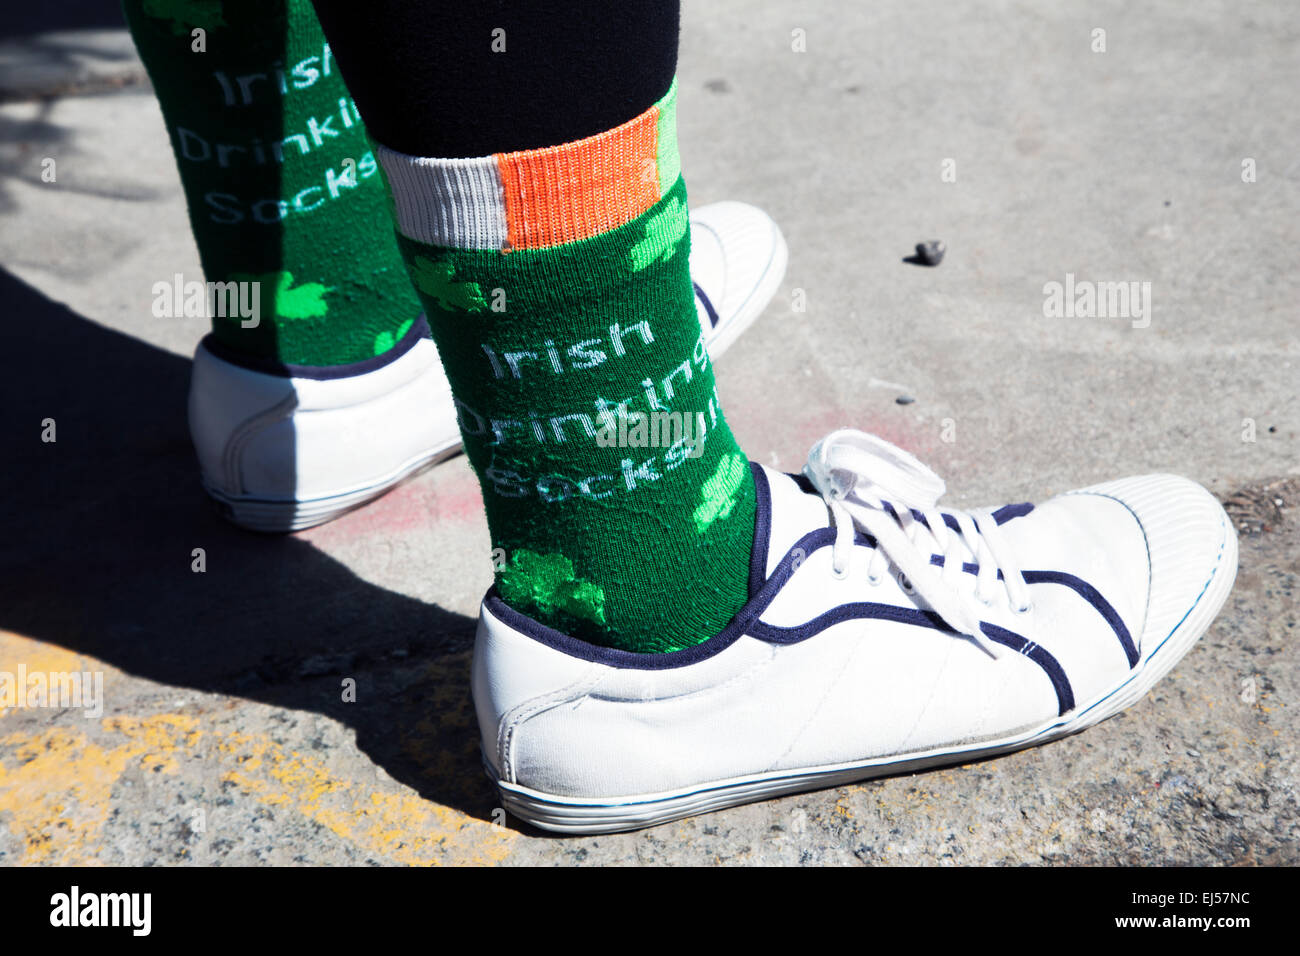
[311,2,679,158]
[122,0,421,366]
[310,0,754,652]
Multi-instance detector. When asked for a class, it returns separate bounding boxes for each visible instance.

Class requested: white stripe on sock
[376,147,507,250]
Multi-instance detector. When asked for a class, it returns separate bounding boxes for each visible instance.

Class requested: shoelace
[803,430,1033,660]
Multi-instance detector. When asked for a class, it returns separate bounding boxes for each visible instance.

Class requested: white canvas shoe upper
[472,430,1237,833]
[188,324,455,530]
[689,200,787,356]
[189,201,786,531]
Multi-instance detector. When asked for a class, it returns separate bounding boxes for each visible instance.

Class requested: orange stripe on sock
[495,105,661,250]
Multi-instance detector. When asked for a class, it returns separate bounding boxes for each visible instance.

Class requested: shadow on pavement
[0,268,495,822]
[0,2,127,42]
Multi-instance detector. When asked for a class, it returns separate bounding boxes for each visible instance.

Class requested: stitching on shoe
[498,667,603,784]
[764,640,858,772]
[222,392,299,493]
[581,646,777,707]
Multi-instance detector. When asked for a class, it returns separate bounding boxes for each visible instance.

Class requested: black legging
[309,0,680,157]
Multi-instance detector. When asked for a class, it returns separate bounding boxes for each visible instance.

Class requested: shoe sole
[492,507,1238,834]
[204,441,461,533]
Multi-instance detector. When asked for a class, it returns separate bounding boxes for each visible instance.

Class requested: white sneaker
[189,201,787,532]
[472,430,1238,833]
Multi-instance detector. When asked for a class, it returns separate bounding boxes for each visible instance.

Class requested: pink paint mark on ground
[730,397,938,472]
[432,472,488,524]
[299,466,485,547]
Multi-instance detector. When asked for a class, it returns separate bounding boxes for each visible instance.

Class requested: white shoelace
[803,430,1033,660]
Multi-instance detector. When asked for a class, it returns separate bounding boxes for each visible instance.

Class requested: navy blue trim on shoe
[928,556,1136,668]
[992,502,1034,524]
[910,504,1033,533]
[1022,570,1138,667]
[749,463,773,598]
[748,602,952,644]
[483,588,760,670]
[981,623,1075,715]
[199,314,431,380]
[693,281,720,328]
[787,471,818,495]
[747,603,1074,717]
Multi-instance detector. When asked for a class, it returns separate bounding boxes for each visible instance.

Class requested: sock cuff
[376,79,680,252]
[379,154,509,250]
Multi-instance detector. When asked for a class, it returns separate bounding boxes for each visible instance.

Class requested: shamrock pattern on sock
[234,270,332,320]
[693,452,747,533]
[372,318,414,356]
[628,196,689,272]
[411,258,488,312]
[499,549,607,626]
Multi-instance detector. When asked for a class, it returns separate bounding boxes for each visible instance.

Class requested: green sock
[123,0,420,365]
[373,83,756,652]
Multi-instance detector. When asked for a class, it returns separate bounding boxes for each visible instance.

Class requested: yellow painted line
[0,630,93,720]
[0,725,133,865]
[0,631,516,866]
[0,715,202,866]
[217,731,514,866]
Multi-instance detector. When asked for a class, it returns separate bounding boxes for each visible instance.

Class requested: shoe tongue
[753,465,833,582]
